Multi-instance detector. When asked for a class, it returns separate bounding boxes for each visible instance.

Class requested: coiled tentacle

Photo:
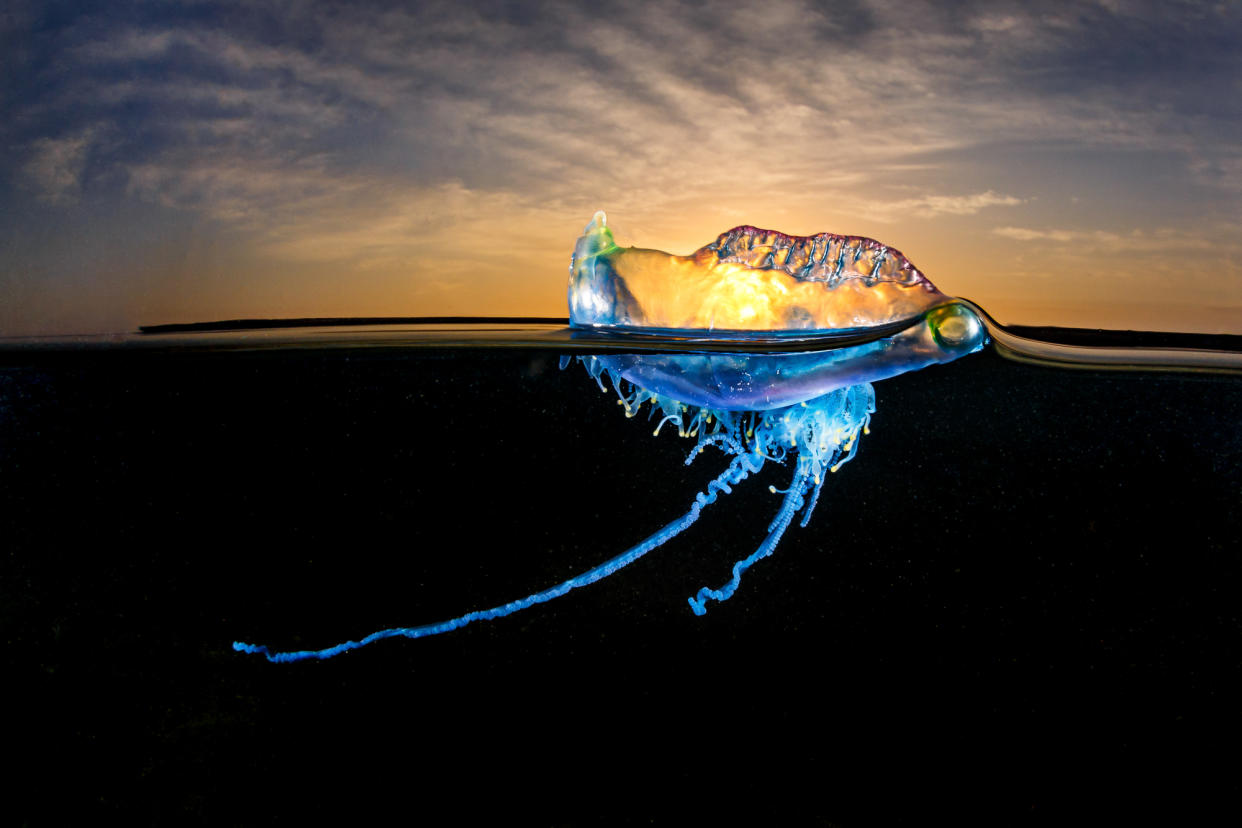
[687,462,811,616]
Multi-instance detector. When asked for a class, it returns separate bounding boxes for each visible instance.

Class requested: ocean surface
[3,325,1240,823]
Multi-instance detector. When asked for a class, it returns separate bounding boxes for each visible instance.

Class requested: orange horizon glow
[5,204,1238,338]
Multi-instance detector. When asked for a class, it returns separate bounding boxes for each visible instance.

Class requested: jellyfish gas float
[234,211,986,662]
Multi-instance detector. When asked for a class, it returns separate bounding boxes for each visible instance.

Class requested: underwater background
[3,338,1240,823]
[7,1,1242,820]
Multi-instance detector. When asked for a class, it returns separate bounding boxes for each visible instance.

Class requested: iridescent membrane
[569,211,947,335]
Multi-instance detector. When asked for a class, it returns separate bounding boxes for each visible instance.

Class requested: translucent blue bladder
[234,215,986,662]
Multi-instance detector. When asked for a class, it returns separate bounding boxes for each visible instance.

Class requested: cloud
[993,227,1109,243]
[3,0,1242,335]
[8,0,1240,236]
[22,130,95,204]
[991,226,1218,253]
[865,190,1025,221]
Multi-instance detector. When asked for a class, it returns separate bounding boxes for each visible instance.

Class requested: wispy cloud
[22,129,95,204]
[992,226,1217,253]
[993,227,1114,243]
[866,190,1024,221]
[10,0,1241,239]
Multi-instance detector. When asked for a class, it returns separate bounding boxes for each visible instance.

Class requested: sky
[2,0,1241,336]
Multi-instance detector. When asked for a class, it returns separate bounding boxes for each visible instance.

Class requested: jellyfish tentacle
[799,470,828,528]
[653,413,681,436]
[798,426,855,527]
[233,449,767,662]
[687,461,813,616]
[686,431,746,464]
[695,449,764,505]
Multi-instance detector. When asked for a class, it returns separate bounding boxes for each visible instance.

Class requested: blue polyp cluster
[574,355,875,615]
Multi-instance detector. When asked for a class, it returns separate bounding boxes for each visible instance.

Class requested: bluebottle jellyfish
[233,211,986,662]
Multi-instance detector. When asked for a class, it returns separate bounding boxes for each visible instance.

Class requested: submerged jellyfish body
[234,212,985,662]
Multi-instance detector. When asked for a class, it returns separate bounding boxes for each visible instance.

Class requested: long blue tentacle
[686,460,813,616]
[233,450,766,662]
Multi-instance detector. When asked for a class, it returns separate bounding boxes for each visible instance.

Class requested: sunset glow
[3,1,1240,335]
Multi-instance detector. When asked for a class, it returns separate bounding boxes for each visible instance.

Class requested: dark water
[3,344,1240,823]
